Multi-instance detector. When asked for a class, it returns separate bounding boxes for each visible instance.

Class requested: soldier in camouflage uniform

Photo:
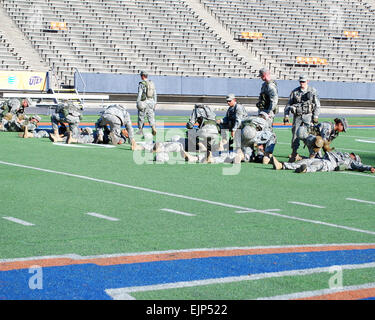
[49,100,83,142]
[0,98,32,121]
[136,71,157,136]
[218,94,248,152]
[256,68,279,123]
[95,104,136,148]
[271,151,374,174]
[186,104,221,155]
[296,117,348,158]
[235,112,277,164]
[284,75,321,162]
[20,115,50,139]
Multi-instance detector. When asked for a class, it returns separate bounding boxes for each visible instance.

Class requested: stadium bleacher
[0,0,374,86]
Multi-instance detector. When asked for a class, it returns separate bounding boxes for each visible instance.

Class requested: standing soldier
[136,70,157,136]
[95,104,136,148]
[284,75,321,162]
[49,100,83,142]
[217,94,248,151]
[256,68,279,122]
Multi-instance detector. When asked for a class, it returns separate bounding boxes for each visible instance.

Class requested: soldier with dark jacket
[284,75,321,162]
[257,68,278,122]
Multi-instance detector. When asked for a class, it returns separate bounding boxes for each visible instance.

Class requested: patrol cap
[258,68,269,77]
[335,117,348,132]
[140,70,148,77]
[226,94,236,101]
[299,74,308,82]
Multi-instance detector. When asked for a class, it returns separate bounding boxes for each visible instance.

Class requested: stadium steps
[0,4,49,72]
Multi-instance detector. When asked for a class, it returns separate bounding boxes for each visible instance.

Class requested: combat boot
[184,152,198,163]
[288,152,303,162]
[22,126,34,139]
[263,153,272,165]
[295,164,307,173]
[109,132,119,145]
[49,130,63,142]
[94,132,103,143]
[271,156,283,170]
[197,142,207,152]
[66,132,78,144]
[151,126,157,136]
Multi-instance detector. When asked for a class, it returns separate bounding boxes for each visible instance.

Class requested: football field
[1,115,375,300]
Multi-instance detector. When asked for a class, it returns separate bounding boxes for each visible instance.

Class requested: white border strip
[346,198,375,205]
[356,139,375,144]
[1,160,375,236]
[3,217,34,226]
[160,209,196,217]
[85,212,119,221]
[2,243,375,263]
[288,201,326,209]
[105,262,375,300]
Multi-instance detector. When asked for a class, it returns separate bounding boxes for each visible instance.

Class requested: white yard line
[346,198,375,205]
[160,209,196,217]
[356,139,375,144]
[85,212,119,221]
[2,217,34,226]
[105,262,375,300]
[1,160,375,236]
[288,201,326,209]
[257,282,375,300]
[341,172,375,179]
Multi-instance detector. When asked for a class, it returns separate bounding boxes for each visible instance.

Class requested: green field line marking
[2,217,35,226]
[288,201,326,209]
[1,160,375,236]
[105,262,375,300]
[257,281,375,300]
[346,198,375,205]
[160,209,196,217]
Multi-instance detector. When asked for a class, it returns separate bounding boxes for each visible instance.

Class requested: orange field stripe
[2,244,375,271]
[296,287,375,300]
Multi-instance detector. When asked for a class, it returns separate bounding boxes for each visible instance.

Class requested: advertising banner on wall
[0,71,47,91]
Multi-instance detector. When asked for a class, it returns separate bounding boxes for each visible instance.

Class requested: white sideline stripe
[53,143,116,149]
[160,209,196,217]
[236,209,281,213]
[85,212,119,221]
[288,201,326,209]
[346,198,375,205]
[2,243,375,263]
[257,282,375,300]
[105,262,375,300]
[341,172,375,179]
[1,160,375,236]
[356,139,375,144]
[3,217,34,226]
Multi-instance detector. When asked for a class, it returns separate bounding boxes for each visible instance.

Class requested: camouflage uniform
[51,100,82,138]
[284,83,321,159]
[0,98,31,120]
[238,114,277,162]
[256,80,278,121]
[95,104,134,145]
[136,72,157,134]
[186,104,220,153]
[282,151,373,173]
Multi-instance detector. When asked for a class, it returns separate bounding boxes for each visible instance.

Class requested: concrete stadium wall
[74,72,375,101]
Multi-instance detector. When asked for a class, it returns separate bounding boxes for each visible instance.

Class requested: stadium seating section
[0,0,374,86]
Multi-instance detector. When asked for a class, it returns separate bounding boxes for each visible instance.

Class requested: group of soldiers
[1,68,374,174]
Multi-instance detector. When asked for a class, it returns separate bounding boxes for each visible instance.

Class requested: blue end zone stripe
[1,249,374,300]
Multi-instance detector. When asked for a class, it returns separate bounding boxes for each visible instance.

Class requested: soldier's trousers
[283,158,336,172]
[291,114,312,154]
[51,113,80,137]
[137,100,156,129]
[96,114,122,141]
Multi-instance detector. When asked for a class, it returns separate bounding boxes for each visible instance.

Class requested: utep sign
[0,71,47,91]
